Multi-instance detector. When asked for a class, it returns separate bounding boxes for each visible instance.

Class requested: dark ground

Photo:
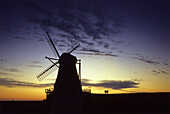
[0,93,170,114]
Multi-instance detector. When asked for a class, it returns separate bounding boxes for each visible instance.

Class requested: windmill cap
[59,53,77,64]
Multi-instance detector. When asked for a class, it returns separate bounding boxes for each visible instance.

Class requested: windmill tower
[36,32,82,112]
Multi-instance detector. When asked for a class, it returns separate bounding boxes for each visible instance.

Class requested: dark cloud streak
[28,60,44,68]
[152,70,169,75]
[0,78,53,88]
[0,78,139,90]
[4,68,20,73]
[0,72,11,75]
[76,52,118,57]
[132,54,169,66]
[82,78,140,90]
[27,65,44,68]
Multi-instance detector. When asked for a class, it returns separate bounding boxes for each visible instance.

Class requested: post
[79,60,81,82]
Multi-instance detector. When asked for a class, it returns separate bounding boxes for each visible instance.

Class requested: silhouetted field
[1,92,170,114]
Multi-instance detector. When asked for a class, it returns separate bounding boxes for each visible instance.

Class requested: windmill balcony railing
[45,88,54,95]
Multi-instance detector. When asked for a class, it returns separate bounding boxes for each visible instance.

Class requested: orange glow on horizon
[0,86,46,101]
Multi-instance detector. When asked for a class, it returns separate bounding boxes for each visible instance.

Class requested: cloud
[28,60,44,68]
[0,72,10,75]
[0,77,140,90]
[163,60,169,66]
[31,60,43,64]
[81,78,91,82]
[13,36,32,41]
[81,78,140,90]
[4,68,20,72]
[138,58,159,64]
[76,47,119,57]
[3,0,168,64]
[133,57,159,65]
[161,70,169,75]
[0,59,7,63]
[19,0,125,55]
[0,78,53,88]
[132,54,169,66]
[119,89,141,93]
[76,52,118,57]
[80,48,102,53]
[0,60,20,74]
[0,59,5,62]
[152,70,169,75]
[21,1,51,16]
[1,0,127,58]
[27,65,44,68]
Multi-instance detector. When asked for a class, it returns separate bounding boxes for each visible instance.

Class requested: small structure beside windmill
[36,32,82,112]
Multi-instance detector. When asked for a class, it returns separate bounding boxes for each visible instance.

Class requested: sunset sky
[0,0,170,101]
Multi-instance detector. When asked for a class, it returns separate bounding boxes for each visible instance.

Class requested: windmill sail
[69,44,80,54]
[45,32,60,58]
[36,62,58,81]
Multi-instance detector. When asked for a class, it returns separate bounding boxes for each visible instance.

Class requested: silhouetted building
[49,53,82,113]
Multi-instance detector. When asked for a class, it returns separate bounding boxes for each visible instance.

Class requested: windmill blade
[69,44,80,54]
[45,32,60,58]
[45,56,59,65]
[36,62,59,81]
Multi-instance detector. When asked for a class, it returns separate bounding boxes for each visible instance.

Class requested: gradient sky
[0,0,170,100]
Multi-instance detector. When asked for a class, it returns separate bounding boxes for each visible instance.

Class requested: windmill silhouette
[36,32,82,112]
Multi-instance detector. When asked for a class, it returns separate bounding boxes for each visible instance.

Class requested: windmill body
[50,53,82,112]
[54,53,82,97]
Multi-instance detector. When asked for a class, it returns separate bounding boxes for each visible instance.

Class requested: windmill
[36,32,82,109]
[36,32,81,82]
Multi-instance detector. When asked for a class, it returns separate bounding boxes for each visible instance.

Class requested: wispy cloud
[0,59,5,62]
[31,60,43,64]
[27,65,44,68]
[2,0,169,65]
[27,60,44,68]
[133,57,159,65]
[137,58,159,64]
[152,70,169,75]
[19,0,126,55]
[163,60,169,66]
[13,36,32,41]
[81,79,140,90]
[4,68,20,72]
[0,72,10,75]
[0,78,53,88]
[0,59,21,74]
[132,54,169,66]
[0,58,7,63]
[76,52,118,57]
